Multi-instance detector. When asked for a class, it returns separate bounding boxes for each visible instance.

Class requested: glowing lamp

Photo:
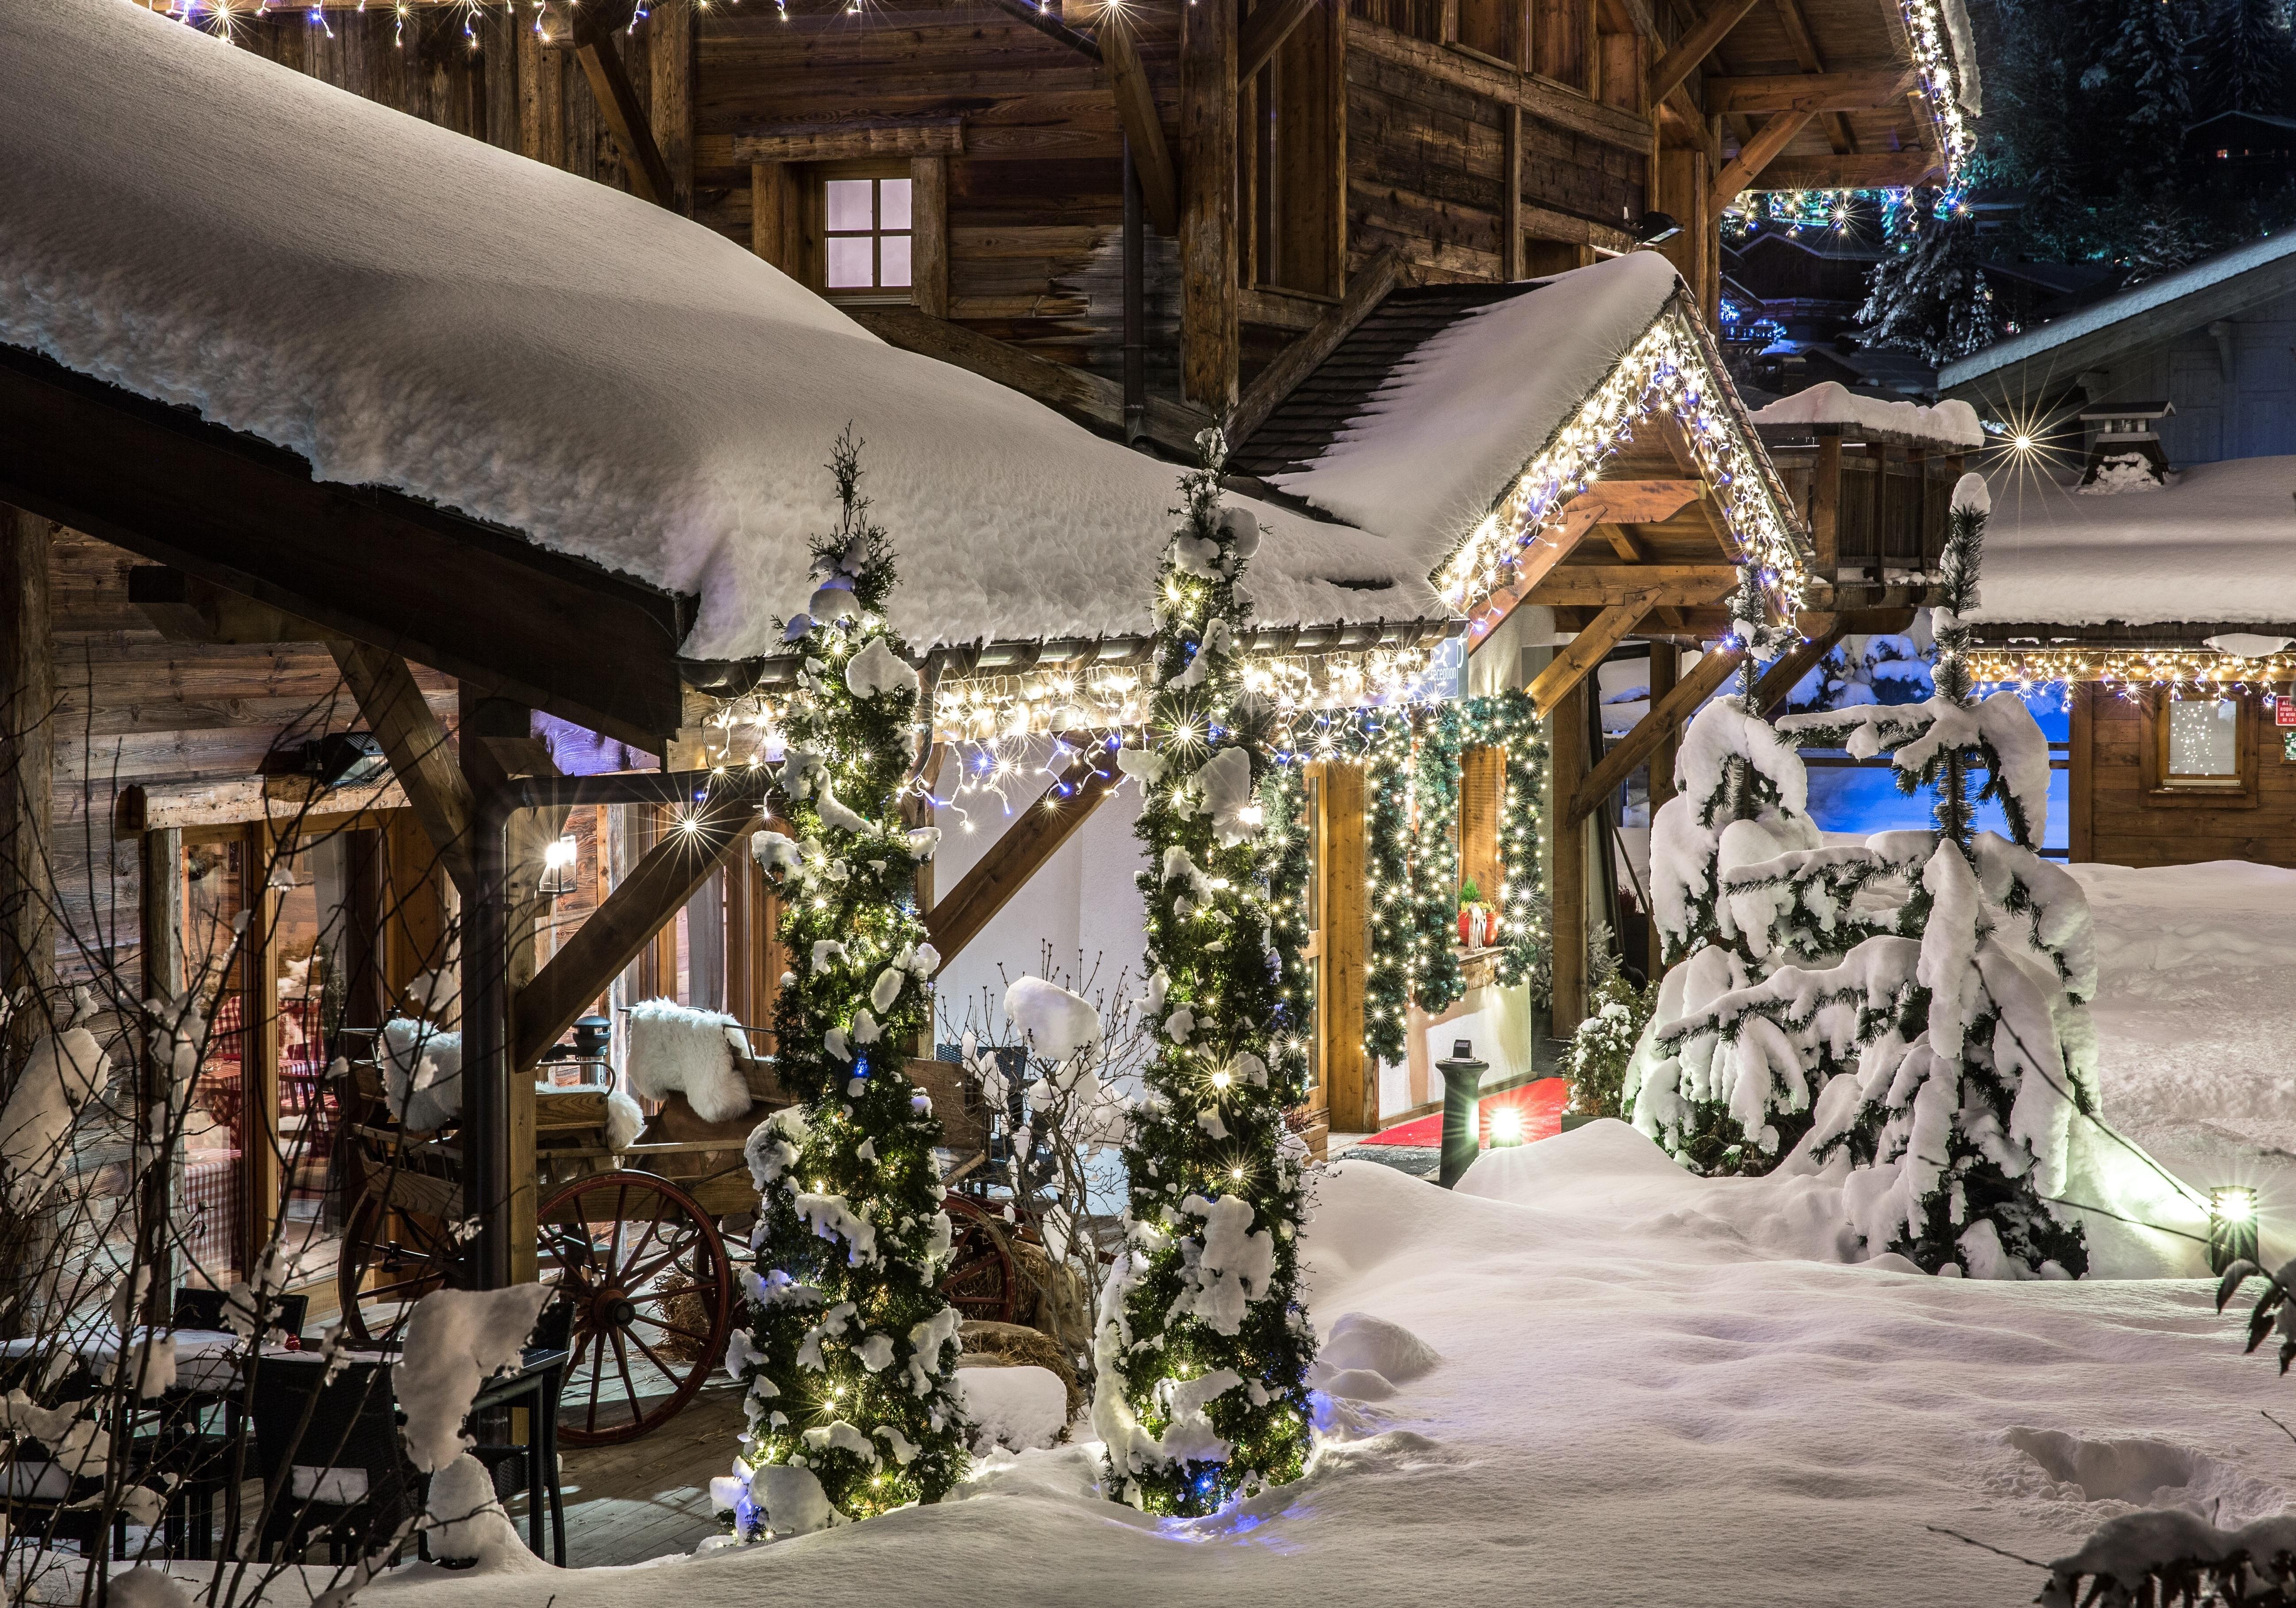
[539,833,579,898]
[1486,1104,1525,1148]
[2210,1186,2260,1275]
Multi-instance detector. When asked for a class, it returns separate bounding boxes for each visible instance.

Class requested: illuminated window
[822,176,912,294]
[2167,695,2239,778]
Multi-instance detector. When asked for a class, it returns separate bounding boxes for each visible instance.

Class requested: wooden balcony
[1763,440,1973,582]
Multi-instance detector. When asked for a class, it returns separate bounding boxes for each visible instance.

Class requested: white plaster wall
[929,740,1147,1049]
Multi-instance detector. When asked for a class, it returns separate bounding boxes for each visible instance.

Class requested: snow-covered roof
[1247,253,1685,560]
[1940,231,2296,394]
[0,0,1440,665]
[1968,456,2296,629]
[1751,382,1984,451]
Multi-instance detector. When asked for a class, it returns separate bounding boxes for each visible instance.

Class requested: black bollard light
[1436,1039,1489,1189]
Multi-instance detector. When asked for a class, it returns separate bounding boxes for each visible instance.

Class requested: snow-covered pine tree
[1628,475,2098,1278]
[725,431,968,1535]
[2105,0,2196,136]
[1093,429,1315,1517]
[2200,0,2293,114]
[1857,191,2001,365]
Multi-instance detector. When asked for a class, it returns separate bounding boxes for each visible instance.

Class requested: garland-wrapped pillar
[1093,430,1314,1515]
[724,433,968,1536]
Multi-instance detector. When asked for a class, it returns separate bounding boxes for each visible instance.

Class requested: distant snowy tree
[2104,0,2196,135]
[1857,193,2001,365]
[1628,477,2097,1278]
[2199,0,2293,114]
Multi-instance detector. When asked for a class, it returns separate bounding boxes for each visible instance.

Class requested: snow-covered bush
[1562,963,1654,1121]
[1095,430,1315,1516]
[728,434,968,1535]
[1629,476,2095,1277]
[2038,1509,2296,1607]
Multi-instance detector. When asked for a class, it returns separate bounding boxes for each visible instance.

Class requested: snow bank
[1751,382,1984,451]
[954,1365,1069,1453]
[1269,254,1683,563]
[392,1285,555,1472]
[0,0,1435,662]
[627,999,752,1123]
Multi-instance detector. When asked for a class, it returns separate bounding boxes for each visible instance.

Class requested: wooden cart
[334,1041,1022,1447]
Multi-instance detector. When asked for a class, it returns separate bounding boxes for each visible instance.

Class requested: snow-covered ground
[209,861,2296,1604]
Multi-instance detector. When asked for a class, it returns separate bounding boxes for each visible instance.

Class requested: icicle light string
[1434,305,1807,629]
[1971,648,2296,696]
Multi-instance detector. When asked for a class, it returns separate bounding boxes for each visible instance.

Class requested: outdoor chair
[245,1359,418,1565]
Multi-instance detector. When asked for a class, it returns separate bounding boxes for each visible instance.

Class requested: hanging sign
[2277,696,2296,728]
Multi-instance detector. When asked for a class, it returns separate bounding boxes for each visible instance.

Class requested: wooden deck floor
[528,1375,746,1567]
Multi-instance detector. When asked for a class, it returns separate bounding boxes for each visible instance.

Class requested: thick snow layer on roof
[1941,230,2296,387]
[1968,457,2296,626]
[1268,253,1683,564]
[1751,381,1984,450]
[0,1,1436,661]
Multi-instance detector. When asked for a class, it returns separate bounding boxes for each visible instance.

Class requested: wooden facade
[2067,687,2296,871]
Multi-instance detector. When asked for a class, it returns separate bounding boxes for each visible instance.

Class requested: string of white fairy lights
[1972,647,2296,698]
[1434,301,1809,630]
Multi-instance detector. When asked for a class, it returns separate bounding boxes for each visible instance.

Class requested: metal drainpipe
[1122,136,1146,446]
[464,767,777,1291]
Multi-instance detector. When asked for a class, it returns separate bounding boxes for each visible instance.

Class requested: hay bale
[1009,1240,1091,1353]
[961,1320,1083,1421]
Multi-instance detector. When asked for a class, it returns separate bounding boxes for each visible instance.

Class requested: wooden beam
[1713,109,1816,207]
[648,0,697,213]
[0,345,690,749]
[331,641,477,894]
[1566,641,1744,823]
[126,567,328,645]
[1181,0,1240,409]
[554,8,677,208]
[1750,616,1847,716]
[851,306,1211,455]
[1526,565,1742,607]
[1240,0,1321,80]
[1465,481,1710,636]
[1464,500,1608,643]
[1661,82,1722,168]
[1350,20,1654,153]
[1755,152,1943,190]
[911,156,951,319]
[1227,247,1406,448]
[751,161,801,276]
[924,756,1123,961]
[1526,591,1661,717]
[1101,16,1181,236]
[511,787,758,1071]
[1502,104,1525,280]
[1550,676,1590,1032]
[115,775,410,836]
[1707,69,1914,115]
[1648,0,1762,105]
[1763,0,1855,154]
[732,119,964,163]
[0,507,52,1018]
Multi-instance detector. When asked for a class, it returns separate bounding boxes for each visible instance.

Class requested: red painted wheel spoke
[609,1326,643,1423]
[624,1326,688,1389]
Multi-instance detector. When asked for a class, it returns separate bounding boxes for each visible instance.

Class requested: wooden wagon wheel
[940,1192,1018,1324]
[540,1170,734,1448]
[337,1194,464,1346]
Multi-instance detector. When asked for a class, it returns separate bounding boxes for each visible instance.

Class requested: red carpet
[1356,1076,1569,1147]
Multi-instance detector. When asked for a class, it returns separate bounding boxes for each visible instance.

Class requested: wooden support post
[751,162,801,276]
[0,507,53,1022]
[1643,643,1676,979]
[911,156,951,318]
[1551,677,1589,1033]
[139,826,184,1319]
[1502,105,1525,280]
[1310,760,1372,1133]
[1104,14,1182,235]
[2069,682,2094,863]
[1526,591,1660,717]
[924,757,1121,961]
[332,643,476,895]
[245,817,283,1266]
[1811,426,1841,577]
[1181,0,1240,411]
[1239,0,1321,79]
[647,0,697,214]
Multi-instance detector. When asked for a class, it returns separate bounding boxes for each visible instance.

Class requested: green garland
[1359,694,1548,1065]
[1094,430,1315,1516]
[727,432,968,1535]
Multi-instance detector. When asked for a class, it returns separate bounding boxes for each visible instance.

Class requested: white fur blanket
[379,1017,462,1132]
[626,999,753,1123]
